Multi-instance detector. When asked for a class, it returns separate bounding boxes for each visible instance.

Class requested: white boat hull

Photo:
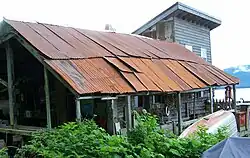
[179,110,238,138]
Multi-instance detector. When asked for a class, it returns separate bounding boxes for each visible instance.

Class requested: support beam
[75,98,81,122]
[193,92,196,119]
[5,41,15,127]
[177,92,182,135]
[209,87,214,113]
[126,95,132,132]
[44,67,52,129]
[152,95,156,104]
[0,78,7,87]
[233,85,237,112]
[111,99,116,134]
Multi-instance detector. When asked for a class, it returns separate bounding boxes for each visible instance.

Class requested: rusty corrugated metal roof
[3,19,239,95]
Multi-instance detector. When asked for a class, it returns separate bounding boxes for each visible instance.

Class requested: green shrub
[0,148,8,158]
[15,112,229,158]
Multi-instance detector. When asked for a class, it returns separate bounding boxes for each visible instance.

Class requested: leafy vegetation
[0,148,8,158]
[14,111,229,158]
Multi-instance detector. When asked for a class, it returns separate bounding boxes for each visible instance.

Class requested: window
[201,48,208,61]
[185,45,193,52]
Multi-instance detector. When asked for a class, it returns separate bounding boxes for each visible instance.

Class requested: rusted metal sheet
[45,60,89,94]
[141,59,182,91]
[169,60,206,88]
[179,61,216,86]
[46,59,134,94]
[101,32,169,58]
[162,60,200,89]
[72,58,134,93]
[26,22,79,58]
[191,63,226,85]
[76,29,129,57]
[134,73,160,91]
[201,65,234,85]
[5,20,62,59]
[140,38,207,64]
[118,57,142,72]
[130,58,171,92]
[4,19,239,95]
[121,72,147,92]
[154,59,192,90]
[104,57,132,72]
[45,25,113,57]
[45,57,237,94]
[211,66,239,84]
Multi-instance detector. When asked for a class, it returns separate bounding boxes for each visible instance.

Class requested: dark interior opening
[0,38,76,128]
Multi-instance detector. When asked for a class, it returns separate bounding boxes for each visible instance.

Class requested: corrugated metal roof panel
[201,65,233,85]
[76,29,129,57]
[210,65,239,84]
[121,72,147,92]
[118,57,142,72]
[4,19,239,95]
[104,57,132,72]
[6,20,64,59]
[154,59,192,90]
[45,60,92,94]
[45,58,237,95]
[169,60,206,88]
[46,59,135,94]
[44,24,113,57]
[75,58,134,93]
[162,60,201,89]
[197,64,226,85]
[140,38,208,64]
[134,73,160,91]
[26,22,79,58]
[99,32,169,58]
[130,58,171,91]
[179,61,216,85]
[141,59,182,91]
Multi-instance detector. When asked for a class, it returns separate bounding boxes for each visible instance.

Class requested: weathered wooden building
[132,2,224,123]
[0,18,238,138]
[132,2,221,64]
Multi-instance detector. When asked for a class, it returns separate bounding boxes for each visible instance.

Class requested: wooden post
[233,85,237,112]
[193,92,196,119]
[152,95,155,104]
[126,95,132,132]
[209,87,214,113]
[44,67,52,129]
[111,99,116,134]
[75,98,81,122]
[6,41,15,127]
[177,92,182,135]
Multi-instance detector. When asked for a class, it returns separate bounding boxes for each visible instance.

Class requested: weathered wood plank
[75,98,81,122]
[0,78,7,87]
[126,96,132,132]
[5,41,15,127]
[177,92,182,135]
[44,67,52,129]
[233,85,237,112]
[209,87,214,113]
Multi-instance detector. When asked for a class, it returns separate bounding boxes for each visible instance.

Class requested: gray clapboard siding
[174,18,212,63]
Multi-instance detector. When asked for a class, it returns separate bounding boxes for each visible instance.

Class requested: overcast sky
[0,0,248,69]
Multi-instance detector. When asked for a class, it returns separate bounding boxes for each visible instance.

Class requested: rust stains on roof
[4,19,239,95]
[179,61,216,86]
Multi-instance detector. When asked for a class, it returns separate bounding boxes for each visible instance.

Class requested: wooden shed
[0,19,238,136]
